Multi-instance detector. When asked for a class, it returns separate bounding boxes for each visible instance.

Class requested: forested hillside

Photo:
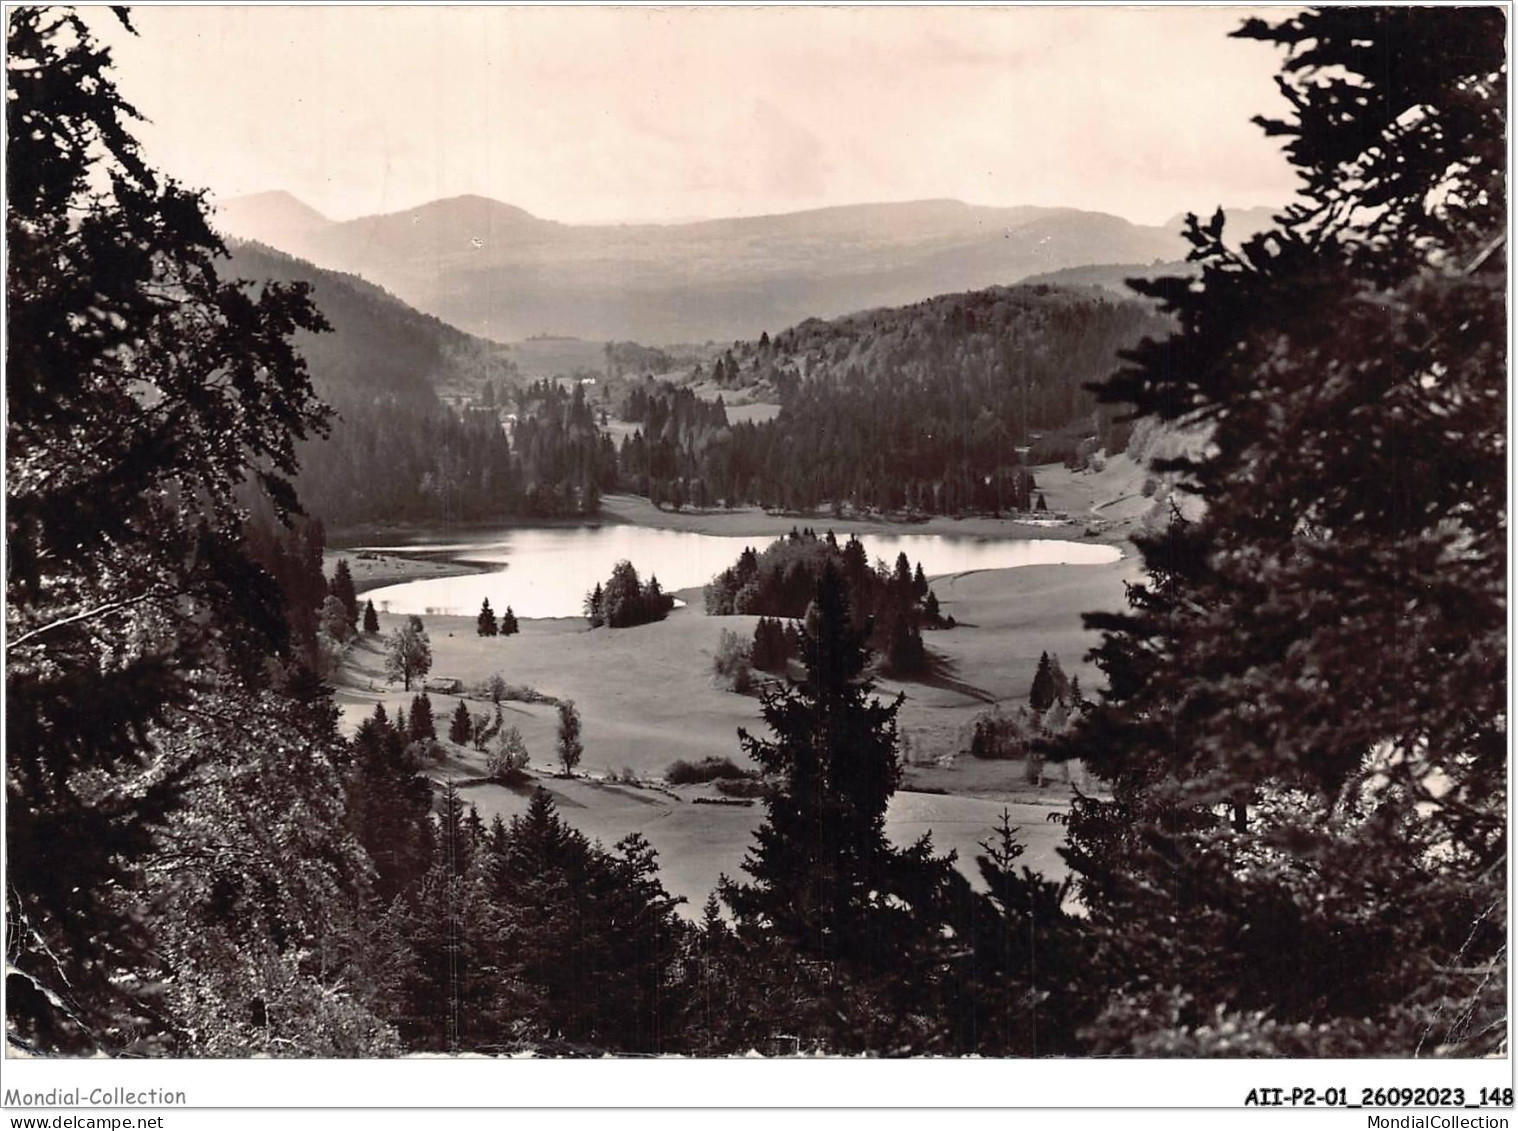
[228,242,513,406]
[222,245,614,528]
[297,380,614,528]
[618,285,1166,513]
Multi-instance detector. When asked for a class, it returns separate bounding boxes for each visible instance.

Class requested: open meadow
[331,461,1147,910]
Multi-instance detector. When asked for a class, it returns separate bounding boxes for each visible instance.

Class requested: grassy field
[334,543,1135,776]
[355,732,1073,912]
[721,401,783,425]
[448,769,1072,913]
[332,460,1154,911]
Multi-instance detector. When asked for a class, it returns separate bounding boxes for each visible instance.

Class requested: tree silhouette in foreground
[5,6,344,1051]
[1052,5,1507,1056]
[719,564,960,1051]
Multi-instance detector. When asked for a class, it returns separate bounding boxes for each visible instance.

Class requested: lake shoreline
[332,461,1147,614]
[327,511,609,550]
[326,462,1133,553]
[597,492,1123,545]
[327,497,1120,562]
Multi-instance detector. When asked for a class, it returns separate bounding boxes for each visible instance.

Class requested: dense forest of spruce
[614,286,1162,514]
[296,383,615,526]
[5,5,1505,1060]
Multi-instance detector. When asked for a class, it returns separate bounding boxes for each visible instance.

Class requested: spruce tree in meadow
[408,693,436,742]
[449,699,472,746]
[362,599,380,635]
[1029,652,1056,712]
[477,598,498,637]
[330,558,360,629]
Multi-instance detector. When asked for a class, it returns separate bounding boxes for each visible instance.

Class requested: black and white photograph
[2,0,1510,1118]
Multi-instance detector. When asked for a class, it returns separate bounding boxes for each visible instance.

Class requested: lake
[359,524,1122,619]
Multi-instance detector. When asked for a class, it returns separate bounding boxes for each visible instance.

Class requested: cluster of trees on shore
[583,560,676,629]
[7,5,1503,1060]
[704,529,939,675]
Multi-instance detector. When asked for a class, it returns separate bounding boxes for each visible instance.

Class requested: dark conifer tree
[481,789,689,1052]
[720,564,959,1050]
[348,706,435,905]
[1052,6,1506,1055]
[463,803,485,849]
[1029,652,1056,711]
[937,811,1089,1055]
[584,581,605,627]
[644,575,671,620]
[892,552,913,599]
[885,615,927,676]
[449,699,472,746]
[477,598,498,637]
[5,6,336,1052]
[362,599,380,634]
[330,558,360,628]
[396,828,498,1051]
[436,781,473,879]
[408,693,436,742]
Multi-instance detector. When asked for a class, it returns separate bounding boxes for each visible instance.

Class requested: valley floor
[331,460,1156,911]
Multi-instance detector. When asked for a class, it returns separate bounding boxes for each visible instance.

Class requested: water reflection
[360,525,1120,619]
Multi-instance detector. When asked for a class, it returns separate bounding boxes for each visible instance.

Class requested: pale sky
[94,5,1300,227]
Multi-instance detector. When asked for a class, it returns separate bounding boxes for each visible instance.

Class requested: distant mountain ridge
[216,191,332,254]
[1020,260,1195,299]
[216,192,1245,342]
